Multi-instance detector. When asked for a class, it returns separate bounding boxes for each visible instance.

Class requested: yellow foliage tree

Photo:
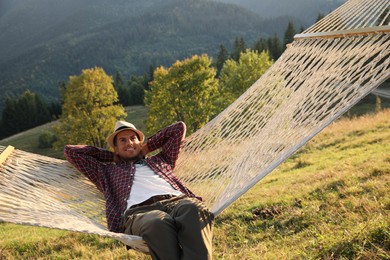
[54,67,126,149]
[216,49,273,112]
[145,54,218,135]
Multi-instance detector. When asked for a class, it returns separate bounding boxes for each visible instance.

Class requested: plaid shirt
[64,121,197,233]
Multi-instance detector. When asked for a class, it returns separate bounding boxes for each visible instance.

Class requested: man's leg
[168,198,214,260]
[124,209,181,260]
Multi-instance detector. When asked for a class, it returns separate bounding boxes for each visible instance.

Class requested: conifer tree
[128,75,145,105]
[0,91,51,139]
[283,21,296,51]
[147,64,155,89]
[253,38,269,54]
[268,33,283,60]
[114,71,131,106]
[0,97,17,138]
[216,44,230,77]
[231,37,246,61]
[316,13,325,23]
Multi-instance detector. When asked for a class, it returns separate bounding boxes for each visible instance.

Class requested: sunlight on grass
[0,108,389,259]
[213,109,389,259]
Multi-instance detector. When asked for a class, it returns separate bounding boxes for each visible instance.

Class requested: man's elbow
[177,121,187,137]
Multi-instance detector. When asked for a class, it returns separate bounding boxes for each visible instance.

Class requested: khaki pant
[123,195,214,260]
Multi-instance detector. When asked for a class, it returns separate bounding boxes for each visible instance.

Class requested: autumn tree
[145,54,218,135]
[54,67,126,148]
[216,49,273,113]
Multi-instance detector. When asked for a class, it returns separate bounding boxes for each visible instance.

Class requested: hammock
[372,84,390,98]
[0,0,389,254]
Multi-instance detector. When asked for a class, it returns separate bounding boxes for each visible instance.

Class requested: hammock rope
[372,84,390,98]
[0,0,389,253]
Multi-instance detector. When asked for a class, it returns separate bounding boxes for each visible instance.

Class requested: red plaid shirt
[64,121,197,233]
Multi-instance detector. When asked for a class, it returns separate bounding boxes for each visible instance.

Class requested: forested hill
[0,0,281,107]
[219,0,346,24]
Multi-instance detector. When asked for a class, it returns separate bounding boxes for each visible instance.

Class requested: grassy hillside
[0,106,147,159]
[0,108,388,259]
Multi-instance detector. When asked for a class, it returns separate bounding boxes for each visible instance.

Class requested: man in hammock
[64,120,214,260]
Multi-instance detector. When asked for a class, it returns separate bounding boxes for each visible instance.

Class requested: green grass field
[0,107,389,259]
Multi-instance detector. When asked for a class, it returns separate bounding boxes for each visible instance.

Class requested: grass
[213,109,389,259]
[0,107,389,259]
[0,106,148,159]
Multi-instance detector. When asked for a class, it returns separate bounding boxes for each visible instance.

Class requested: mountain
[218,0,346,27]
[0,0,344,111]
[0,0,289,108]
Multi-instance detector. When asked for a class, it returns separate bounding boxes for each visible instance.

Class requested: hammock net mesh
[0,0,389,253]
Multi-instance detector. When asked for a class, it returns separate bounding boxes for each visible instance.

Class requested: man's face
[114,129,142,162]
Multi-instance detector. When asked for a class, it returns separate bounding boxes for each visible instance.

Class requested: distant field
[0,107,388,259]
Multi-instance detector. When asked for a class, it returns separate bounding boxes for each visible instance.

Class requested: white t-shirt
[125,164,183,211]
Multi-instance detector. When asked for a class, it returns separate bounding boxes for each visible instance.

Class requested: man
[64,120,214,260]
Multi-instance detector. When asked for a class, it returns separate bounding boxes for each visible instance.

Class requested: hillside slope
[215,109,390,258]
[0,109,388,259]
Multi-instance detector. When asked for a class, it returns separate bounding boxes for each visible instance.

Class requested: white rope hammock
[1,0,389,253]
[372,85,390,98]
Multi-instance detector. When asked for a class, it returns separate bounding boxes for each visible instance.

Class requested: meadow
[0,107,389,259]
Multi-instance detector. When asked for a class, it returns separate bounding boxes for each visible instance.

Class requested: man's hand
[141,143,150,158]
[113,153,121,163]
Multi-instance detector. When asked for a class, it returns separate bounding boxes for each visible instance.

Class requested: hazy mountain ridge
[0,0,161,62]
[0,0,272,105]
[218,0,346,24]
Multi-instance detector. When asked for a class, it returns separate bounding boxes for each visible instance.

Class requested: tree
[231,37,246,61]
[316,13,325,23]
[283,21,296,50]
[216,44,230,77]
[216,49,273,113]
[48,101,62,119]
[0,91,51,139]
[145,54,218,135]
[253,38,269,54]
[268,33,283,60]
[114,71,131,106]
[0,97,18,138]
[54,67,126,148]
[128,75,146,105]
[146,64,155,90]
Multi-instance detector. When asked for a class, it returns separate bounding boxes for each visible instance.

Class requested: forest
[0,0,319,112]
[0,19,300,140]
